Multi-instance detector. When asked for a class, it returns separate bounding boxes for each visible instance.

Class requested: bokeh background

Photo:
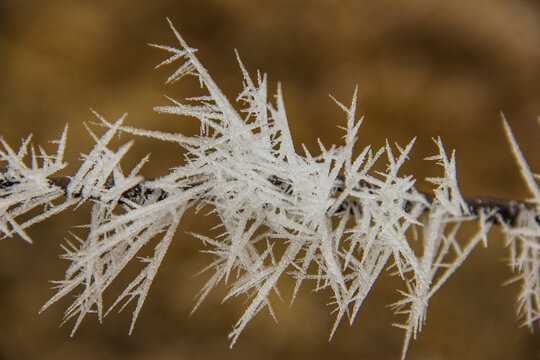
[0,1,539,359]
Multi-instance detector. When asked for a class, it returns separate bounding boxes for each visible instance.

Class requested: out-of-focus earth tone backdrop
[0,1,539,359]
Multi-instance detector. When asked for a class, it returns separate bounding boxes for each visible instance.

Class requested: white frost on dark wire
[0,20,538,360]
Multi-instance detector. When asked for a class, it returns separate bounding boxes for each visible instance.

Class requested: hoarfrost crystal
[0,20,538,360]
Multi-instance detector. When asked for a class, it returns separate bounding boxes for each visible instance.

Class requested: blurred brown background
[0,1,539,359]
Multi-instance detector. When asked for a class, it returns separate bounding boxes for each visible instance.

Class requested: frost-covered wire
[0,20,538,360]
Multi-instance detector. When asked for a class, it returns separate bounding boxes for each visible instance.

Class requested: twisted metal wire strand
[1,170,537,226]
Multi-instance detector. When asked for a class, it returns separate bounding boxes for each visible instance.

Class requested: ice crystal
[502,116,540,331]
[0,126,72,243]
[0,20,538,359]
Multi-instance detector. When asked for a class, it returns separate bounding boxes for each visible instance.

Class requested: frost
[0,126,73,243]
[0,20,538,359]
[39,112,192,335]
[502,116,540,331]
[122,20,492,357]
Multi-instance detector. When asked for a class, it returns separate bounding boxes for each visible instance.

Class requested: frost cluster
[0,20,538,359]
